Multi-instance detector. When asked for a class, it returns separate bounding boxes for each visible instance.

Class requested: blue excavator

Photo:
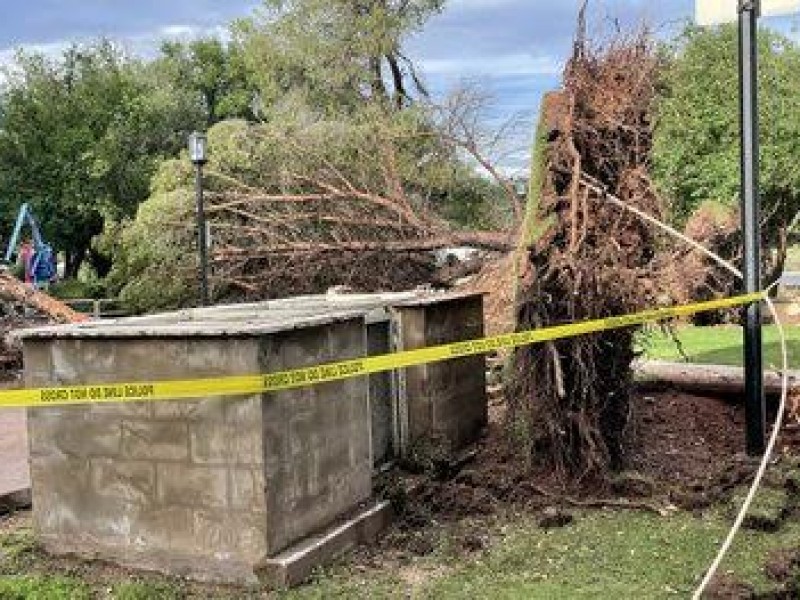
[4,203,57,289]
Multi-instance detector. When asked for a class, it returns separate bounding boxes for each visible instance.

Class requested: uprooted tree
[508,24,665,479]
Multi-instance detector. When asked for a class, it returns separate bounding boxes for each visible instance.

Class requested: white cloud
[158,25,199,38]
[156,24,230,42]
[0,22,231,80]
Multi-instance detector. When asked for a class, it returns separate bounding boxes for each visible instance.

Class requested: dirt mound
[394,390,773,527]
[630,391,745,484]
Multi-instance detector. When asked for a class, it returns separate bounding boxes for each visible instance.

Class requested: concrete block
[90,402,152,418]
[156,464,227,509]
[133,506,196,554]
[91,459,155,505]
[230,468,267,513]
[122,422,189,462]
[153,398,225,421]
[193,510,267,562]
[224,396,263,424]
[55,420,123,459]
[259,501,392,589]
[190,423,262,466]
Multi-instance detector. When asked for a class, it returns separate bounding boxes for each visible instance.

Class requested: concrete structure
[0,408,29,501]
[19,290,486,586]
[394,294,487,454]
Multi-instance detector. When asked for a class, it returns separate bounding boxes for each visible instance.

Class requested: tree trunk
[637,360,796,396]
[65,248,85,279]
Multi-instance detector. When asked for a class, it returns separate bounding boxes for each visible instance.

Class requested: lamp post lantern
[189,132,210,306]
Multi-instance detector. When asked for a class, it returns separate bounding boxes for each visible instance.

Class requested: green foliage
[0,40,205,276]
[654,25,800,235]
[157,38,257,124]
[49,277,107,300]
[234,0,445,113]
[106,186,196,314]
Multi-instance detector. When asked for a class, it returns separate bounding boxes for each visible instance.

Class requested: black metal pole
[739,0,765,455]
[195,162,210,306]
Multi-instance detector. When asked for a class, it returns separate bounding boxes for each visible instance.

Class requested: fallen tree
[0,269,88,375]
[109,99,522,310]
[203,107,519,298]
[0,270,87,324]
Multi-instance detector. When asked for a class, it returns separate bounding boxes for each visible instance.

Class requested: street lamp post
[738,0,765,456]
[189,132,210,306]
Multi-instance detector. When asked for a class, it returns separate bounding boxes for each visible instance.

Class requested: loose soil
[393,389,755,527]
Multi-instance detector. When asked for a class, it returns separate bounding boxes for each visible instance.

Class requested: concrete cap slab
[15,290,485,340]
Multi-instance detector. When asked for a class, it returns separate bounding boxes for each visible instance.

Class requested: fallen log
[635,360,800,396]
[0,270,87,324]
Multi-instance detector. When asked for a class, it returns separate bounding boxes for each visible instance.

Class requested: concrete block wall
[258,322,371,554]
[395,295,488,454]
[23,318,370,584]
[21,292,487,585]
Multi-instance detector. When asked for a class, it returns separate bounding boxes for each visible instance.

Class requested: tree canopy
[0,41,204,276]
[157,38,258,125]
[653,25,800,236]
[234,0,445,113]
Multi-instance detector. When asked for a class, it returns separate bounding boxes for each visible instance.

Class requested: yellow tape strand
[0,291,765,409]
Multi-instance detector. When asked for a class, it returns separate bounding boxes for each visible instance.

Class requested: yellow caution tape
[0,291,766,409]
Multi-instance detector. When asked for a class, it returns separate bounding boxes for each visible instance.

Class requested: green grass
[278,509,800,599]
[641,324,800,369]
[0,575,91,600]
[111,581,184,600]
[421,510,800,599]
[2,506,800,598]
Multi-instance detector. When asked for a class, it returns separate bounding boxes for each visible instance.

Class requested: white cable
[581,176,743,278]
[692,287,789,599]
[581,178,790,598]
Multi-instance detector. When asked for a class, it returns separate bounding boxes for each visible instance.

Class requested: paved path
[781,272,800,287]
[0,408,29,496]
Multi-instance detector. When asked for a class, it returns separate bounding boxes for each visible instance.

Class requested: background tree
[157,38,258,125]
[0,41,205,277]
[234,0,445,113]
[653,25,800,280]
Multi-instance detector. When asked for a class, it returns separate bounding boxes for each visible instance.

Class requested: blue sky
[0,0,714,173]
